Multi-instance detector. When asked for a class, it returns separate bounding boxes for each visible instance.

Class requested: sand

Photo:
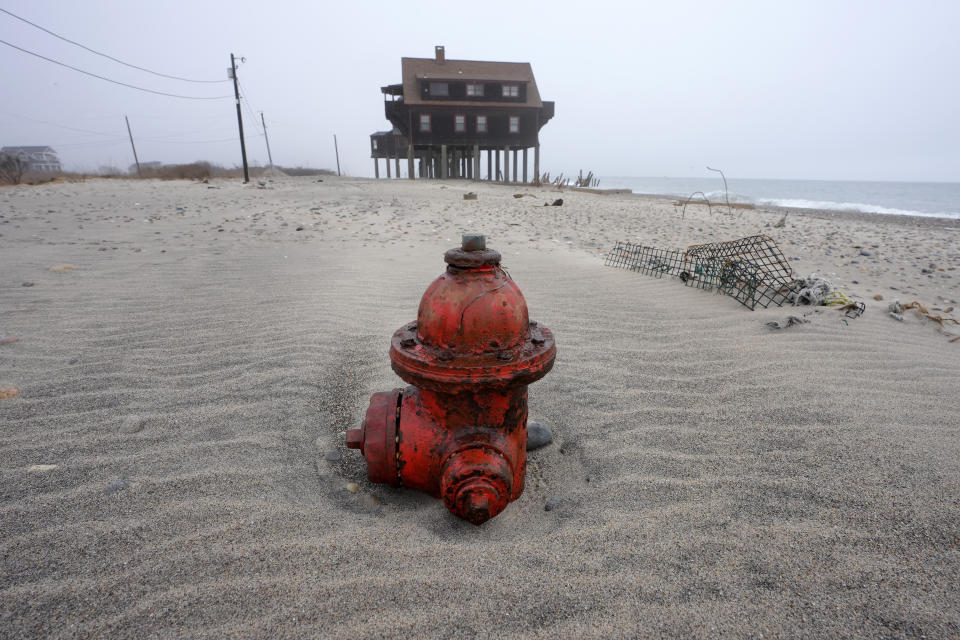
[1,175,958,639]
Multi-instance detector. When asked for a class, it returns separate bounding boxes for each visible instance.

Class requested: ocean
[599,176,960,221]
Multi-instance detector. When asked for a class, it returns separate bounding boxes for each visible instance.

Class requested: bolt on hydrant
[346,234,556,525]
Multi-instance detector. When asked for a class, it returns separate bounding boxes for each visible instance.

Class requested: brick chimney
[435,45,445,63]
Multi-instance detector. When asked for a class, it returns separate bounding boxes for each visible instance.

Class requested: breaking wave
[753,198,960,220]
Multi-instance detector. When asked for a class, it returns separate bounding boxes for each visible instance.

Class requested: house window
[509,116,519,133]
[466,83,484,97]
[502,84,519,98]
[476,115,488,133]
[419,114,431,132]
[454,114,466,133]
[429,82,448,96]
[372,139,379,150]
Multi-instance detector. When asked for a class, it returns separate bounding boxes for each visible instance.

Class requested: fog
[2,0,958,182]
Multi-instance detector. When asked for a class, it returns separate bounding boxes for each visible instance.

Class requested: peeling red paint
[346,239,555,525]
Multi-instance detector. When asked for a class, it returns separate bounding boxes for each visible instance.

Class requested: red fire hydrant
[346,235,556,525]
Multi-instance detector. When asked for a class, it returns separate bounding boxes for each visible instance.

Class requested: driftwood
[539,172,570,188]
[574,170,599,188]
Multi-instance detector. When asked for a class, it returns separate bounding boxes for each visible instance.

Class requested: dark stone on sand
[106,478,132,494]
[68,358,78,365]
[859,249,872,256]
[296,226,304,231]
[324,449,342,462]
[22,282,34,287]
[527,421,553,451]
[545,495,562,512]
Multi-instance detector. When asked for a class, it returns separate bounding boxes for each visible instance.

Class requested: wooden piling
[534,144,540,185]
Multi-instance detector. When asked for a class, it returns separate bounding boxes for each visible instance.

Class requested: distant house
[369,128,409,178]
[0,146,62,173]
[370,46,554,183]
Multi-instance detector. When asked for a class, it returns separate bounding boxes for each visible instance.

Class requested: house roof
[1,146,56,153]
[400,57,543,108]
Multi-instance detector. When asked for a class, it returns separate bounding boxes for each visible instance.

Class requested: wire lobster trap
[605,235,799,310]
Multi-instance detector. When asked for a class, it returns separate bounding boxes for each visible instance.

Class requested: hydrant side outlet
[349,235,555,525]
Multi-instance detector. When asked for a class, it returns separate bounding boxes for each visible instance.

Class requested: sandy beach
[1,175,958,638]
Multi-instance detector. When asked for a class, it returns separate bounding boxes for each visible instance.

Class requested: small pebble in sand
[0,386,19,399]
[28,464,58,472]
[860,249,872,256]
[527,421,553,451]
[345,482,360,493]
[767,316,808,330]
[324,450,342,462]
[873,294,884,301]
[21,281,34,287]
[0,337,20,345]
[296,226,304,231]
[545,496,562,511]
[48,264,76,272]
[120,415,147,434]
[105,478,132,494]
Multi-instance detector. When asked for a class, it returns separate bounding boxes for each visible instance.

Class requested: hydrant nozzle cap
[461,234,486,251]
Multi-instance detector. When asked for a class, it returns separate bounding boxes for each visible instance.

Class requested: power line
[0,108,242,142]
[0,39,233,100]
[143,136,246,145]
[237,80,260,114]
[0,7,228,84]
[0,108,124,137]
[142,125,239,140]
[236,80,262,134]
[242,98,262,134]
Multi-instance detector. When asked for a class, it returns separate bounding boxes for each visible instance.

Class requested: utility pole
[333,134,341,176]
[229,53,249,183]
[125,115,141,177]
[260,112,274,171]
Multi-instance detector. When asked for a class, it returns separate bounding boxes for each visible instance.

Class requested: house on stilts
[370,46,554,183]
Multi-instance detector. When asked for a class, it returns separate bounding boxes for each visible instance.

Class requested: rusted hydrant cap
[419,235,528,354]
[391,234,555,391]
[445,234,501,268]
[441,447,513,526]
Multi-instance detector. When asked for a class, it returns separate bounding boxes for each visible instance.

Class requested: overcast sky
[1,0,957,182]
